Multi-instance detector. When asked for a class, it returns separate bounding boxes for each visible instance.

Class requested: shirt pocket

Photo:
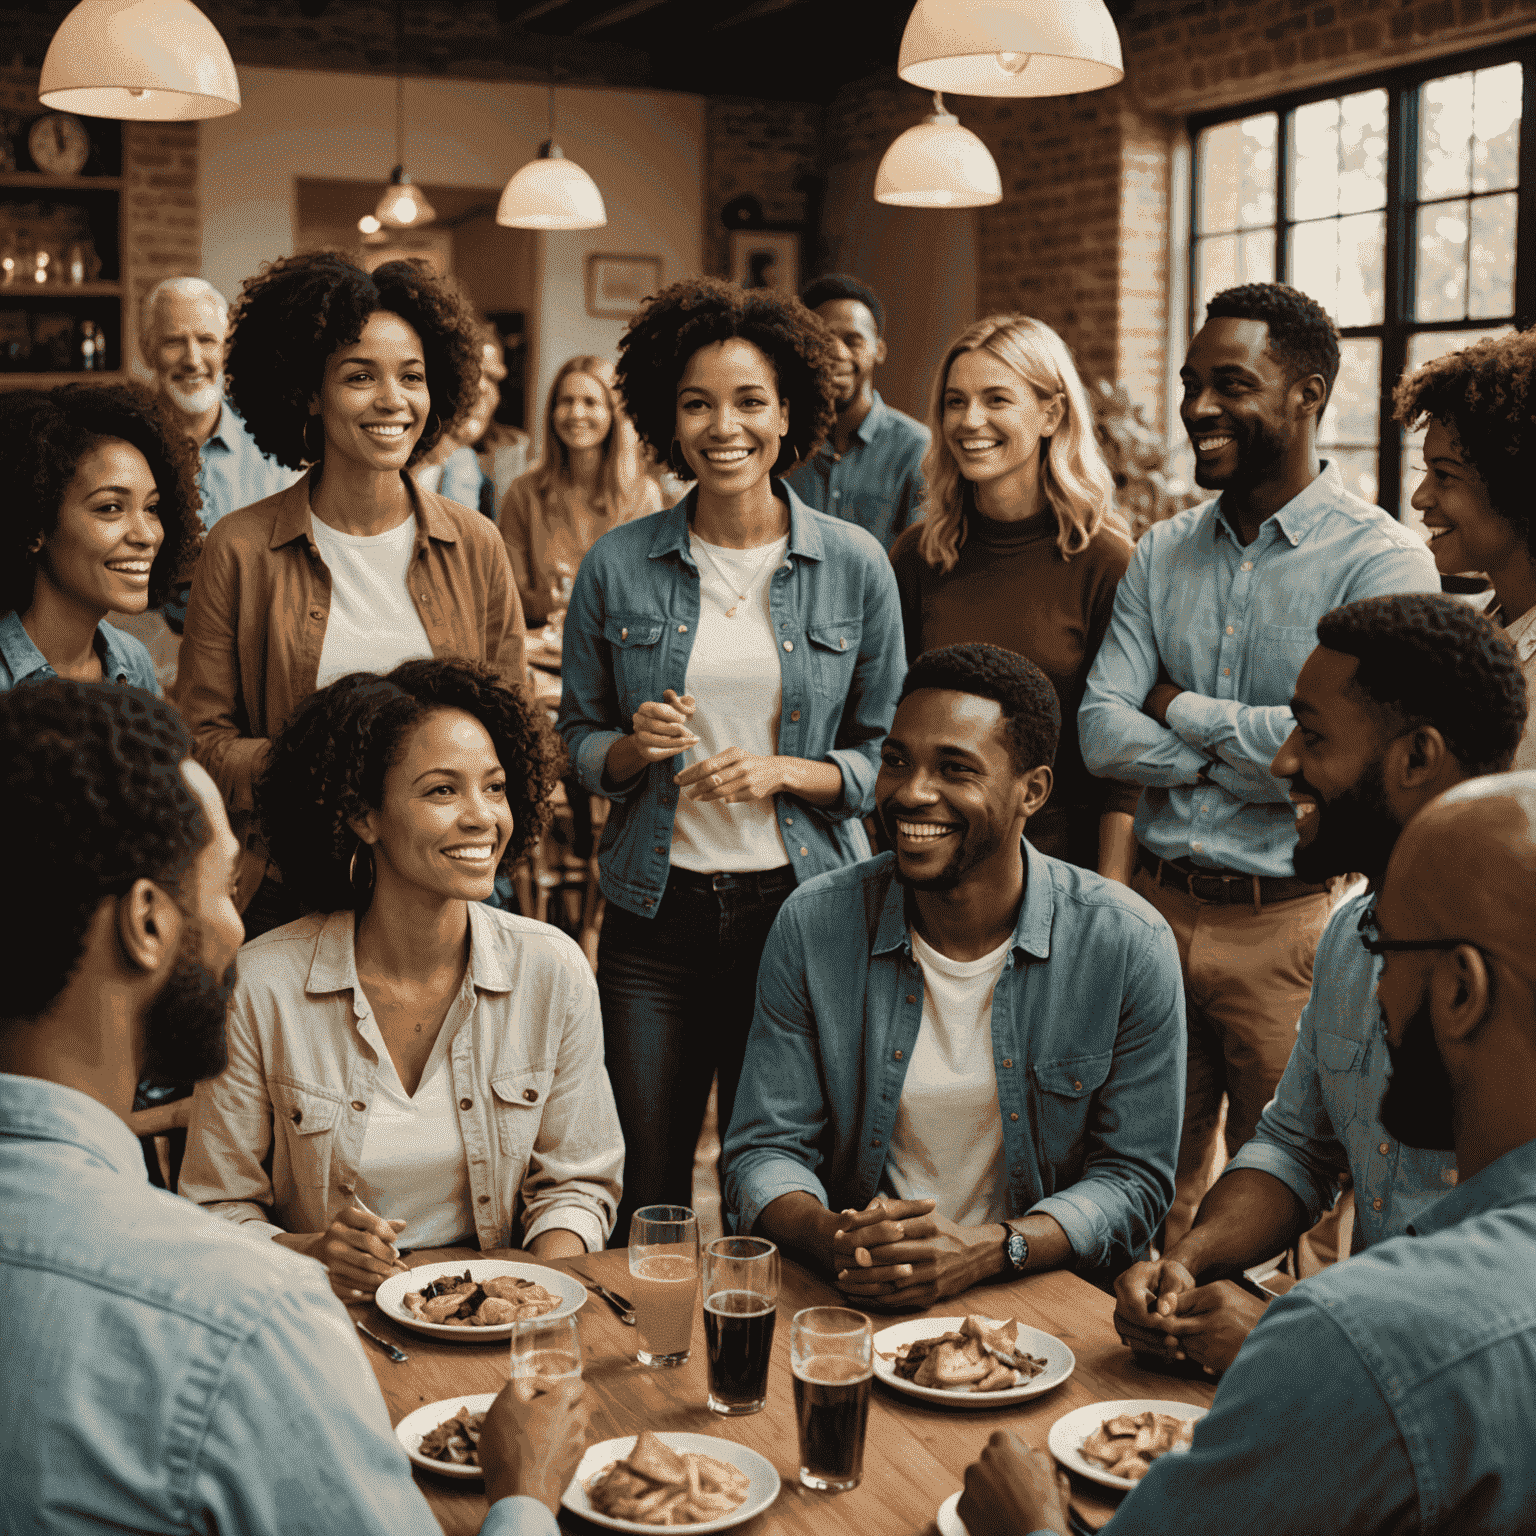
[805,618,862,706]
[270,1079,343,1191]
[603,613,666,714]
[1027,1050,1114,1175]
[490,1068,557,1160]
[1314,1030,1364,1131]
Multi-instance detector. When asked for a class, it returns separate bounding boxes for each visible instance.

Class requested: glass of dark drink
[702,1236,779,1415]
[790,1306,873,1493]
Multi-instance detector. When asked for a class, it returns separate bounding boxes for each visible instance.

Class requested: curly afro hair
[0,384,202,617]
[614,276,838,479]
[900,642,1061,773]
[256,657,564,914]
[224,250,481,472]
[0,681,206,1023]
[1392,328,1536,554]
[1206,282,1341,405]
[1317,593,1528,775]
[801,272,885,335]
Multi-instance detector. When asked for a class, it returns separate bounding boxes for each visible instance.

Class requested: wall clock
[29,113,91,177]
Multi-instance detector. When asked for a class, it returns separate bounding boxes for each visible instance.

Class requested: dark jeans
[597,864,798,1245]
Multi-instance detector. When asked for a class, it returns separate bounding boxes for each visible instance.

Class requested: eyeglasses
[1357,907,1472,957]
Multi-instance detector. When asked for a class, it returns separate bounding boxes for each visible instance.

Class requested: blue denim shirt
[1112,1134,1536,1534]
[1225,891,1458,1248]
[0,1074,551,1536]
[1079,462,1439,875]
[722,842,1186,1275]
[198,401,299,531]
[0,608,160,695]
[557,482,906,918]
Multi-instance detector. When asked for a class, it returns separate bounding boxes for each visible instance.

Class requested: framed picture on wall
[728,229,800,296]
[585,254,663,319]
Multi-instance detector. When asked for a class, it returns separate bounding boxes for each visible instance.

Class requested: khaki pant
[1133,867,1333,1247]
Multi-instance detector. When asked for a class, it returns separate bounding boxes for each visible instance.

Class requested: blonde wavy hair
[532,355,649,516]
[918,314,1116,572]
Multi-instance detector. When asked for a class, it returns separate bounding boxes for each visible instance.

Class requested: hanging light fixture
[874,93,1002,208]
[39,0,240,121]
[896,0,1124,98]
[497,77,607,231]
[375,2,436,229]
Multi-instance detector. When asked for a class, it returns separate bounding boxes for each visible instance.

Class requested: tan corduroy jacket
[178,904,624,1254]
[175,470,527,909]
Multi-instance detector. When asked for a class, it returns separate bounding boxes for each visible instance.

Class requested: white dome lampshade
[898,0,1124,98]
[875,96,1002,209]
[40,0,240,121]
[375,169,437,229]
[496,141,607,231]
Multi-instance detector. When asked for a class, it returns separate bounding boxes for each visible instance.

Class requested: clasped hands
[825,1196,994,1310]
[632,689,788,804]
[1113,1257,1269,1377]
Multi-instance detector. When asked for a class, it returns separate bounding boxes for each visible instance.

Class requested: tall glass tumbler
[509,1314,583,1399]
[628,1205,700,1368]
[702,1236,779,1415]
[790,1306,873,1493]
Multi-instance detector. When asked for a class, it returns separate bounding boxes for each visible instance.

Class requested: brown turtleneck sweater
[889,504,1140,868]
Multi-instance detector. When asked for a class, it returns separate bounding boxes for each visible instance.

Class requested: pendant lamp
[40,0,240,121]
[497,83,607,231]
[375,4,436,229]
[897,0,1124,98]
[874,93,1002,209]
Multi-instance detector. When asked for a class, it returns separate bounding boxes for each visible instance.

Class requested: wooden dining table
[350,1245,1216,1535]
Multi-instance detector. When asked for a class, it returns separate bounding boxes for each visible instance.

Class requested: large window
[1189,45,1535,521]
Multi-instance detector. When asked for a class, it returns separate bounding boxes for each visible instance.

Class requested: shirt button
[1193,841,1203,852]
[894,1049,903,1061]
[839,637,847,650]
[290,1109,302,1125]
[871,1138,881,1147]
[906,994,917,1005]
[351,1100,366,1111]
[785,817,794,826]
[523,1088,539,1103]
[459,1097,472,1110]
[790,709,800,722]
[1241,560,1253,570]
[1379,1142,1390,1155]
[799,846,808,856]
[621,627,628,640]
[309,608,323,620]
[678,624,688,634]
[1002,1059,1012,1069]
[1223,667,1231,676]
[1372,1197,1383,1211]
[1072,1079,1083,1091]
[783,640,794,652]
[1226,625,1234,635]
[478,1194,491,1205]
[1009,1112,1019,1123]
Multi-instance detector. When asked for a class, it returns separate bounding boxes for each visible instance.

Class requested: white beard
[165,379,222,417]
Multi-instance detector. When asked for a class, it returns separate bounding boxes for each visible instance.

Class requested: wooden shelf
[0,172,124,191]
[0,371,126,389]
[0,281,122,297]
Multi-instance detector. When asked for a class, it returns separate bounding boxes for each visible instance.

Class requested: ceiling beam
[574,0,672,32]
[507,0,582,22]
[707,0,808,31]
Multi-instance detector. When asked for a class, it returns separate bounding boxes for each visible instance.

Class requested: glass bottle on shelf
[0,229,16,287]
[79,321,99,371]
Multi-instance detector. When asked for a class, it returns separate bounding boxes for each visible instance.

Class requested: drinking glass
[702,1236,779,1415]
[790,1307,873,1493]
[628,1205,700,1368]
[509,1314,582,1399]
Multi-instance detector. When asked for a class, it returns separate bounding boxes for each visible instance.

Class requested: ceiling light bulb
[358,214,381,234]
[874,95,1002,209]
[995,51,1031,75]
[375,171,436,230]
[496,140,607,231]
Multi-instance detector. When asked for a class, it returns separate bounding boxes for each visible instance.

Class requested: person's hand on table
[481,1376,589,1515]
[675,746,787,805]
[1154,1279,1268,1376]
[958,1431,1071,1536]
[281,1205,408,1302]
[831,1196,998,1310]
[1113,1255,1199,1356]
[632,690,699,762]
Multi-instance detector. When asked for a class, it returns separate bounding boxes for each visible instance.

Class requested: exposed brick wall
[702,96,822,277]
[123,123,201,374]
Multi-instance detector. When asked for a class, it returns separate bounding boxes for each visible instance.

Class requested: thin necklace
[693,534,783,618]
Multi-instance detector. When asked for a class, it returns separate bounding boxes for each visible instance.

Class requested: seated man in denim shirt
[1114,594,1527,1375]
[963,772,1536,1536]
[723,643,1185,1301]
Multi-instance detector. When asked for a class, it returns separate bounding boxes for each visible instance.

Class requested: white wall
[199,66,704,450]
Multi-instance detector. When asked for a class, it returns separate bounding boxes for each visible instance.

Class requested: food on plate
[403,1269,561,1327]
[585,1430,751,1525]
[418,1405,485,1467]
[1080,1411,1195,1482]
[881,1315,1048,1393]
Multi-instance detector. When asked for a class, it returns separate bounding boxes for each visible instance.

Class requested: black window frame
[1187,39,1536,518]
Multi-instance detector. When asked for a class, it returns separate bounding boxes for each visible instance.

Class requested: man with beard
[1112,593,1526,1375]
[1080,283,1439,1244]
[722,643,1184,1298]
[0,682,585,1536]
[958,772,1536,1536]
[784,274,930,551]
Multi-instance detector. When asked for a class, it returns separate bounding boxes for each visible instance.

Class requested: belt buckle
[1184,868,1219,905]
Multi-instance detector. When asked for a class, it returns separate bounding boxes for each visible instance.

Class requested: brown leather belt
[1135,845,1328,908]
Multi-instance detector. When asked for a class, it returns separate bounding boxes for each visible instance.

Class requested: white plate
[1048,1398,1208,1491]
[396,1392,496,1480]
[871,1316,1075,1408]
[374,1259,587,1341]
[562,1433,780,1533]
[936,1489,969,1536]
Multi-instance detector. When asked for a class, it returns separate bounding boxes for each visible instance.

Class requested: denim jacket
[557,483,906,918]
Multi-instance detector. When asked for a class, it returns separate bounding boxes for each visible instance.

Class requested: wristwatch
[1003,1218,1030,1273]
[1195,758,1218,786]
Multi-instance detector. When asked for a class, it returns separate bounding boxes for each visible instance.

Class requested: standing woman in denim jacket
[558,277,905,1237]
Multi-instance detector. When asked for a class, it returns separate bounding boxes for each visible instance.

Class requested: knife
[582,1281,637,1326]
[356,1321,410,1362]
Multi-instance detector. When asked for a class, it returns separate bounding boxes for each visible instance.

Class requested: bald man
[959,774,1536,1535]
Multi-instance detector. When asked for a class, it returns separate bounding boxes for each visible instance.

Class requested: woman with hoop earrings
[557,277,905,1239]
[175,251,527,939]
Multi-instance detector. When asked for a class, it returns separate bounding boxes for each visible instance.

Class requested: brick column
[122,122,201,377]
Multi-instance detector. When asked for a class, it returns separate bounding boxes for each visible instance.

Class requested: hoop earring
[302,416,323,462]
[668,437,691,480]
[348,843,375,898]
[26,534,44,555]
[424,410,443,441]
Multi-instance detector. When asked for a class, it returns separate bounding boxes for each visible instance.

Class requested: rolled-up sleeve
[556,553,632,801]
[1030,919,1186,1271]
[722,903,834,1236]
[518,960,624,1251]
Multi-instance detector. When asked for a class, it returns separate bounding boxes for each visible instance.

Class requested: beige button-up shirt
[180,904,623,1254]
[1505,605,1536,772]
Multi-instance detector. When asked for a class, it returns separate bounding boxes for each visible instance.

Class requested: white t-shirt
[355,1015,475,1250]
[882,929,1011,1227]
[669,533,791,873]
[308,511,434,688]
